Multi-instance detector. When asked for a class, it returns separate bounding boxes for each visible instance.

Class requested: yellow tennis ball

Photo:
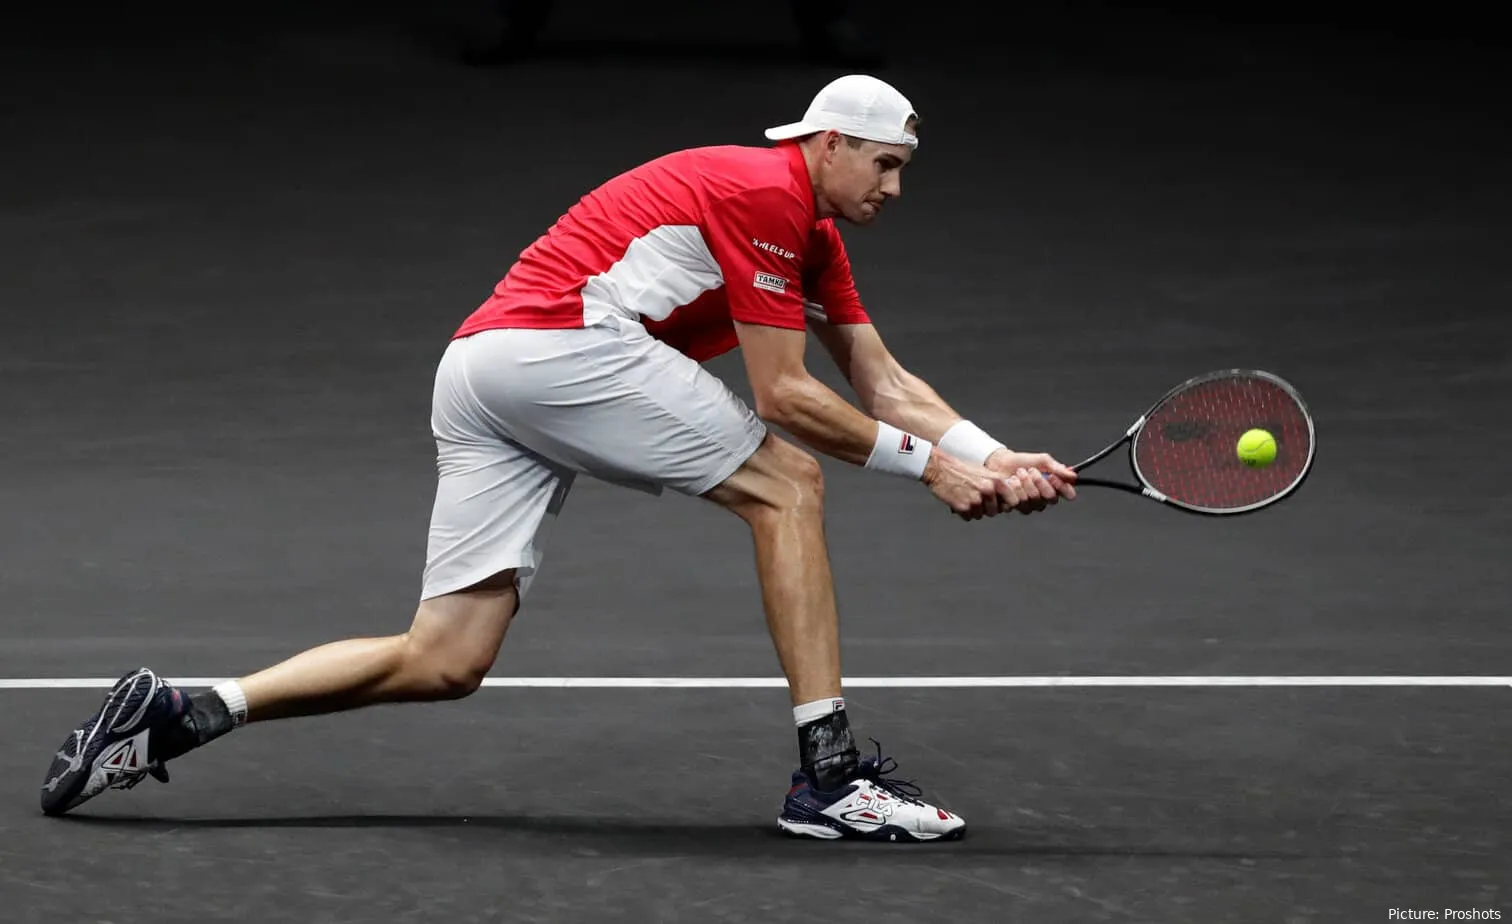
[1236,428,1277,467]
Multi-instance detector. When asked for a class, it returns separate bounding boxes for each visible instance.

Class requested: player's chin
[848,202,883,224]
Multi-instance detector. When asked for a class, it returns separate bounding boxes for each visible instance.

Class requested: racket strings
[1133,377,1311,511]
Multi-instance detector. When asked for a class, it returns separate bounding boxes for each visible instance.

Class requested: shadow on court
[57,813,1346,860]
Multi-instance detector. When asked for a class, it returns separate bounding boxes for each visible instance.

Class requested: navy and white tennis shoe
[779,742,966,842]
[40,667,186,816]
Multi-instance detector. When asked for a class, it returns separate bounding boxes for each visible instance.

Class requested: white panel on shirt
[581,225,724,326]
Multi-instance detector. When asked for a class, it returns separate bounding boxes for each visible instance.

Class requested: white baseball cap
[764,74,919,149]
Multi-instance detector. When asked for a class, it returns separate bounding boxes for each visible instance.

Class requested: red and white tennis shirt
[454,142,871,362]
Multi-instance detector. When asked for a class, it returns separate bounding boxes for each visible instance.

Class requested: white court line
[0,676,1508,690]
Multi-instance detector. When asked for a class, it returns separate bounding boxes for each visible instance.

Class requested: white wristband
[938,419,1006,465]
[865,422,932,480]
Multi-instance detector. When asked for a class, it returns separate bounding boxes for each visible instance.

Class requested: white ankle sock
[793,696,845,726]
[212,680,248,728]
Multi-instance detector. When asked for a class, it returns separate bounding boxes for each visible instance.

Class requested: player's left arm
[804,224,1075,495]
[810,318,1073,498]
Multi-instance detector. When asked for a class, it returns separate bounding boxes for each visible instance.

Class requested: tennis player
[40,74,1076,842]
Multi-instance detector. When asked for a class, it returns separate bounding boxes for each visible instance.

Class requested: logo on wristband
[898,434,917,454]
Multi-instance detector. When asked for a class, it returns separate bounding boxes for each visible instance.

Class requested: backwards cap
[763,74,918,149]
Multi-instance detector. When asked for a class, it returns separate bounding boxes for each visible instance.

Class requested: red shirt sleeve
[702,187,810,330]
[802,220,871,325]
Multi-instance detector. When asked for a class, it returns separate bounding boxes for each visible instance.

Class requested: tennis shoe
[40,667,186,816]
[778,740,965,842]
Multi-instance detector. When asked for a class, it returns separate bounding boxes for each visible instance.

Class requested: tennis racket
[1066,369,1315,516]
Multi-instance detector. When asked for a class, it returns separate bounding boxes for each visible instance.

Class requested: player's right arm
[732,320,898,467]
[704,188,1028,518]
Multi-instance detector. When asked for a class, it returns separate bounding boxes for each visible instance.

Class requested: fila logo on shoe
[98,731,148,781]
[837,787,896,826]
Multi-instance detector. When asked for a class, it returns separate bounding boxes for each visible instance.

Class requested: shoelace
[858,738,926,805]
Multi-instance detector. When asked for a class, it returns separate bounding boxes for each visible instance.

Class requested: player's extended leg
[38,574,520,817]
[38,574,526,817]
[704,436,966,843]
[40,335,570,817]
[237,571,518,721]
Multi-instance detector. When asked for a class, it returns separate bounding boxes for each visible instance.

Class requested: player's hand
[920,451,1028,521]
[984,449,1078,511]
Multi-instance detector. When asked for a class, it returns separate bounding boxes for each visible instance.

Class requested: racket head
[1127,369,1316,515]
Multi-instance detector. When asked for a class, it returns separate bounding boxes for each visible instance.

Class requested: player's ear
[822,130,844,161]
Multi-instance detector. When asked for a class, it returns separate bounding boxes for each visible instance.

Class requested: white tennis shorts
[420,315,767,601]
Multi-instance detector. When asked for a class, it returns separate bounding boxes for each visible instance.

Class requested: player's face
[822,133,913,225]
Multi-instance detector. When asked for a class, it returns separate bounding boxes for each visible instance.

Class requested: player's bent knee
[776,446,825,508]
[706,435,824,519]
[430,660,493,700]
[404,636,500,700]
[404,570,518,700]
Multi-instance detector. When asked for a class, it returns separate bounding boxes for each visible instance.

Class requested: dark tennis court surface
[2,2,1508,921]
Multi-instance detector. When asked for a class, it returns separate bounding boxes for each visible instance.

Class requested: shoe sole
[777,817,966,843]
[39,668,160,816]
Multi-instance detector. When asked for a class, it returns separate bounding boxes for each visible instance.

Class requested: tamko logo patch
[753,272,788,294]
